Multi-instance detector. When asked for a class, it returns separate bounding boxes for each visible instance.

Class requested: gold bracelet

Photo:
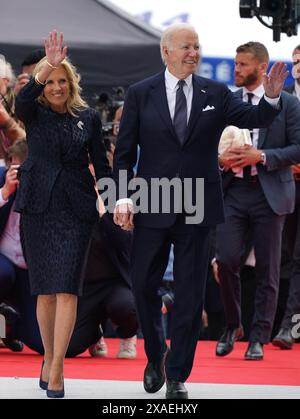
[46,61,58,70]
[35,73,46,86]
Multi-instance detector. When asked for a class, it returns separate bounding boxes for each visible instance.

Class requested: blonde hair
[33,57,88,116]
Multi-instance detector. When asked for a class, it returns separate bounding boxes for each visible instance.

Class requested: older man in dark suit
[216,42,300,361]
[113,24,287,399]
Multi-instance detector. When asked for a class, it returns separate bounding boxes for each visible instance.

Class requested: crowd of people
[0,24,299,399]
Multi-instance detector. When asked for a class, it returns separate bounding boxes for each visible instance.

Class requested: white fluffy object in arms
[219,126,252,173]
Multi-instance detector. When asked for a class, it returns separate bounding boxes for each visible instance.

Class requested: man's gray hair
[160,23,198,65]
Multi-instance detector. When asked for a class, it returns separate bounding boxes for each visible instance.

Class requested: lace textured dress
[15,79,111,296]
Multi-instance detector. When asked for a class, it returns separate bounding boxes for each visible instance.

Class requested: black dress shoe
[0,303,20,324]
[144,347,169,393]
[272,328,295,350]
[2,338,24,352]
[245,342,264,360]
[46,387,65,399]
[166,381,188,400]
[216,327,244,357]
[39,360,48,390]
[47,377,64,399]
[0,304,23,352]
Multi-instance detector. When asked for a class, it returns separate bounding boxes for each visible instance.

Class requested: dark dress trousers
[217,90,300,344]
[113,71,281,382]
[278,83,300,330]
[282,181,300,329]
[15,79,111,296]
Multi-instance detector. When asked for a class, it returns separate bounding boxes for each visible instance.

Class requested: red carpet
[0,340,299,386]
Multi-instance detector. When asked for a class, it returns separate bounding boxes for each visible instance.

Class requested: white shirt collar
[165,68,193,91]
[243,84,265,101]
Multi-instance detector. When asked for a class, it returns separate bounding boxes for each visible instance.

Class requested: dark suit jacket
[14,79,111,223]
[114,71,281,228]
[0,167,15,236]
[222,89,300,215]
[86,213,132,288]
[284,83,296,95]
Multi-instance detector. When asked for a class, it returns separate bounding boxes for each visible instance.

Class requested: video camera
[240,0,300,41]
[94,86,125,125]
[94,86,125,151]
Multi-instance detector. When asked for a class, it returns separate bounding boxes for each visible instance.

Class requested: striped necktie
[174,80,187,145]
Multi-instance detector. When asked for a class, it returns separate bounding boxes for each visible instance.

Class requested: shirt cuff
[0,188,8,207]
[218,156,224,171]
[264,95,280,107]
[116,198,134,207]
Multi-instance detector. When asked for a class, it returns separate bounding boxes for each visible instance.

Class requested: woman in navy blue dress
[15,32,111,398]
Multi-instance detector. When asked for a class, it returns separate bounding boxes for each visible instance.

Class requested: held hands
[227,145,262,168]
[1,165,20,200]
[219,145,262,170]
[113,203,134,231]
[44,31,68,69]
[219,145,261,171]
[263,62,289,99]
[219,147,241,171]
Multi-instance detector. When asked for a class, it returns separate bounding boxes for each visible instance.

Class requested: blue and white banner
[199,57,294,88]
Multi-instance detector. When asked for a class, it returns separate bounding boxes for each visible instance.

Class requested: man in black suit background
[113,24,287,399]
[272,45,300,350]
[216,42,300,361]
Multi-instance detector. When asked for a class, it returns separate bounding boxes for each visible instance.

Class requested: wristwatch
[260,152,267,166]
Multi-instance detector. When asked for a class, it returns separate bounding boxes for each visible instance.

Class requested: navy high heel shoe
[39,361,48,390]
[46,378,64,399]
